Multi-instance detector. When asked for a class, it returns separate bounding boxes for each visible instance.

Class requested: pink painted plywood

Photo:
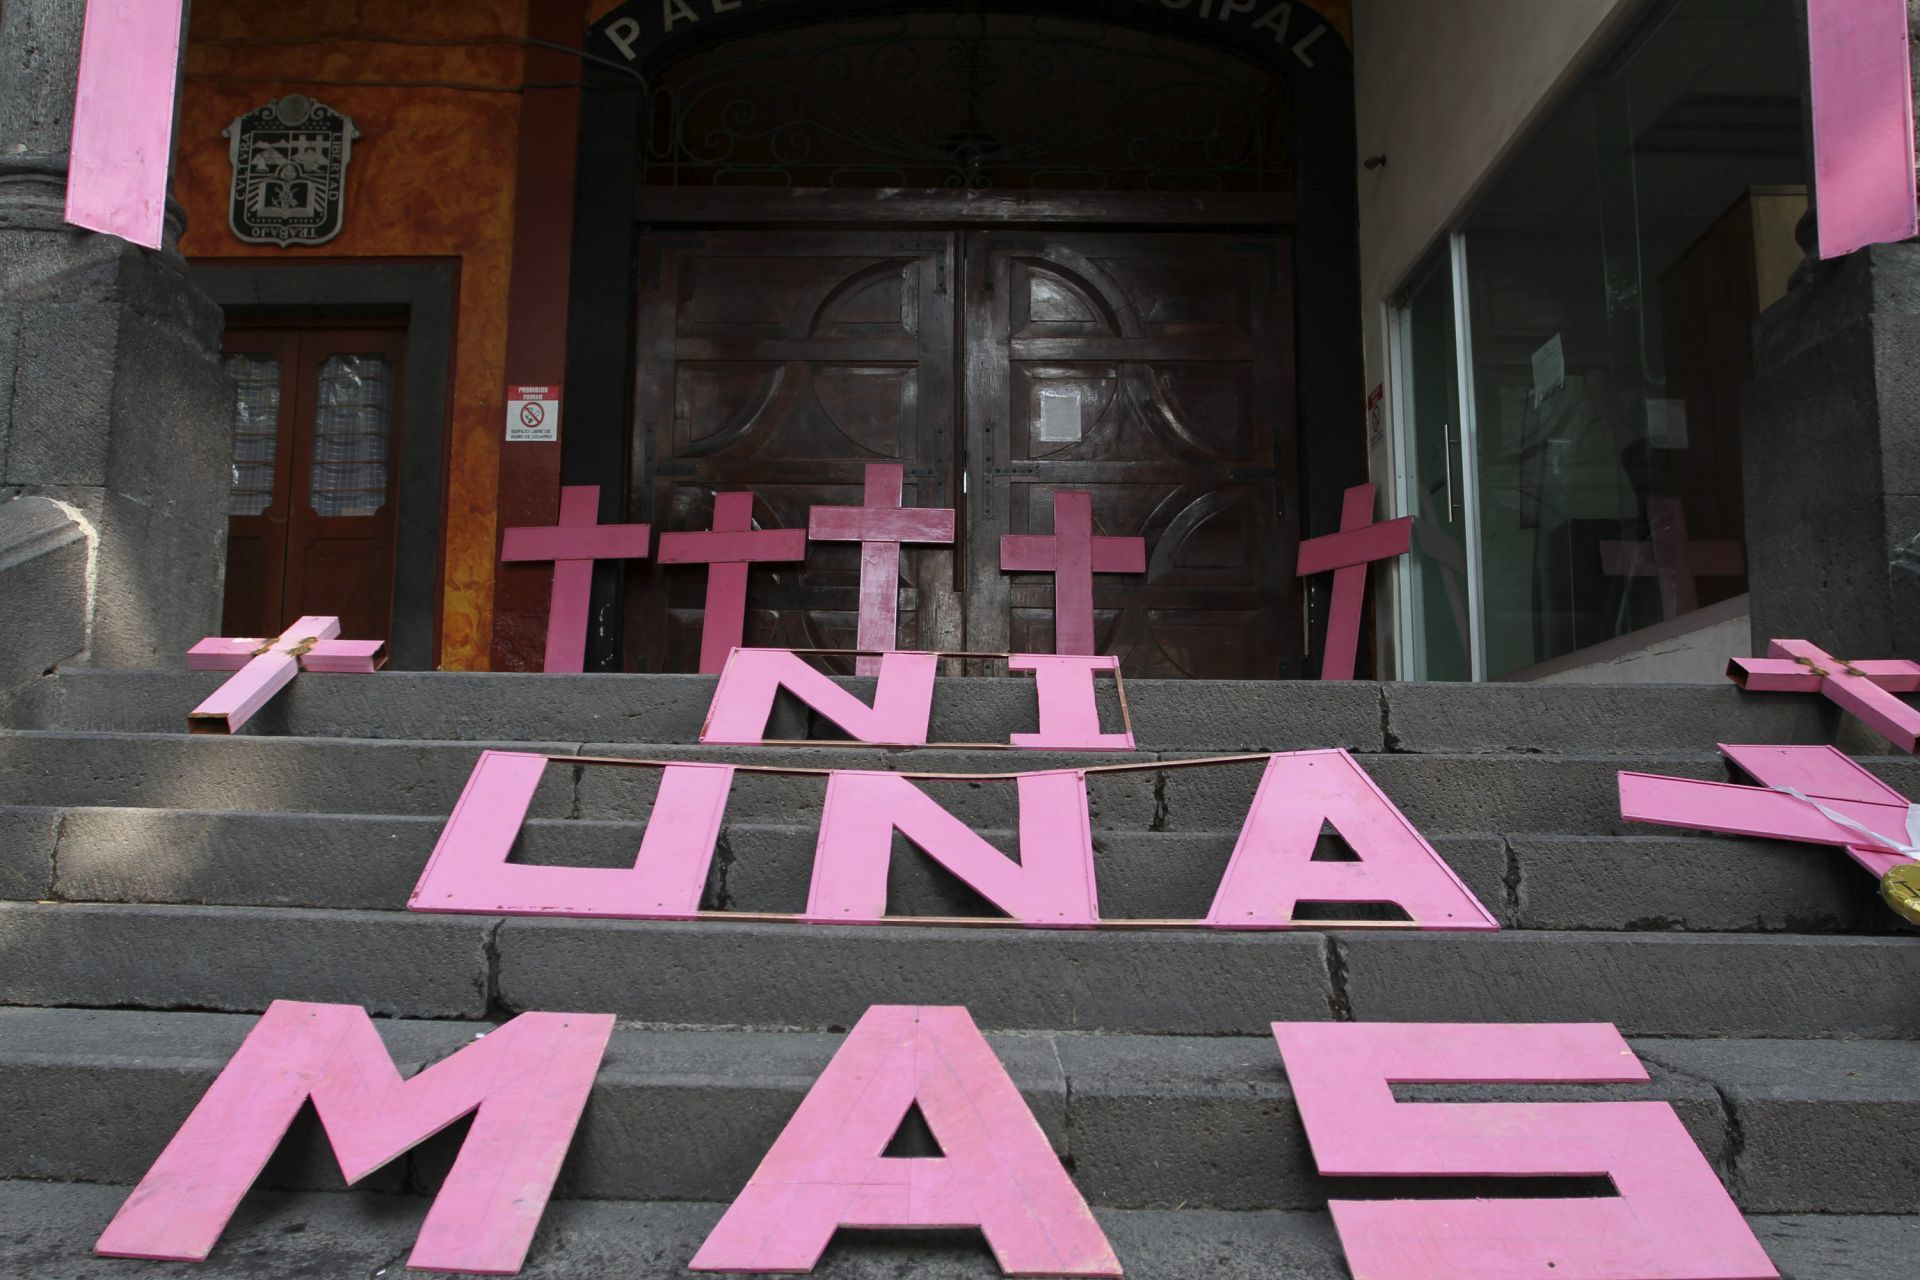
[806,771,1100,927]
[187,616,385,734]
[64,0,185,250]
[701,648,937,746]
[658,492,809,673]
[96,1000,613,1275]
[1808,0,1919,259]
[500,486,651,674]
[691,1005,1120,1276]
[1296,484,1413,681]
[1272,1021,1777,1280]
[1205,750,1497,930]
[1000,491,1146,656]
[409,750,736,920]
[1009,654,1134,751]
[1730,639,1920,752]
[808,464,956,675]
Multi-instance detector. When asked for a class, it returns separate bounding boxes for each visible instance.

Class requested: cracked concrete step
[6,806,1907,935]
[8,667,1854,754]
[10,1183,1912,1280]
[6,902,1919,1036]
[12,729,1919,834]
[1,1009,1913,1216]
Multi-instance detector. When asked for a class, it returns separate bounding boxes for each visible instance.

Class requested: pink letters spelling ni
[701,648,937,746]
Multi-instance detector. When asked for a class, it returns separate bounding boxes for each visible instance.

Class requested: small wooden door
[627,231,960,671]
[219,323,406,644]
[962,231,1301,677]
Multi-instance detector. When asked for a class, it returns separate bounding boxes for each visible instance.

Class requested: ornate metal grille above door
[642,11,1293,192]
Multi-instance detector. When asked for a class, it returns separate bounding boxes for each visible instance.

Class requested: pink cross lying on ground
[1296,483,1412,681]
[1000,491,1145,656]
[1729,638,1920,753]
[808,464,955,676]
[658,491,809,674]
[1600,496,1745,617]
[501,485,652,674]
[187,615,384,734]
[1621,742,1920,881]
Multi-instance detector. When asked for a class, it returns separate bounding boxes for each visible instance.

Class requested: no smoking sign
[506,384,561,443]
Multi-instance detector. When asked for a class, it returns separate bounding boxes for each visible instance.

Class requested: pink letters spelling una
[690,1005,1122,1276]
[95,1000,613,1274]
[1274,1021,1778,1280]
[410,747,1494,931]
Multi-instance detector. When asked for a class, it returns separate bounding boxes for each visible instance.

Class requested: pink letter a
[1206,750,1497,929]
[96,1000,614,1275]
[692,1005,1120,1276]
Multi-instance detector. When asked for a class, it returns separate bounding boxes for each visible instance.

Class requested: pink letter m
[95,1000,614,1275]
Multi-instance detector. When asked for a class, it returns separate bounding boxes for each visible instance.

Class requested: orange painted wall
[175,0,529,670]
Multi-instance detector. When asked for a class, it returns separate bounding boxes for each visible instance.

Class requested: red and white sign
[506,384,562,443]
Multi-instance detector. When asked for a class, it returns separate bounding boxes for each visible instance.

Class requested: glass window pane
[1397,250,1473,681]
[1460,0,1805,678]
[223,352,281,517]
[309,353,393,518]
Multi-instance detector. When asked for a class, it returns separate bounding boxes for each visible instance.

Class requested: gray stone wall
[0,0,232,668]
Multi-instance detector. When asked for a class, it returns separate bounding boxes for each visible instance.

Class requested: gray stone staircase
[0,670,1915,1278]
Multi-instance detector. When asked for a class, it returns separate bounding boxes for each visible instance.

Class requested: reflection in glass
[309,354,392,518]
[223,353,280,517]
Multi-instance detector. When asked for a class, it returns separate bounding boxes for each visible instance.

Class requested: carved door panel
[961,232,1301,678]
[628,232,961,672]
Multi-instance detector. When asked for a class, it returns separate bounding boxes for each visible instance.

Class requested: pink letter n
[96,1000,614,1275]
[692,1005,1120,1276]
[1273,1022,1777,1280]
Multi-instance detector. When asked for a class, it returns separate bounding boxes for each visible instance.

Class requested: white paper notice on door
[1036,387,1083,444]
[1531,334,1566,406]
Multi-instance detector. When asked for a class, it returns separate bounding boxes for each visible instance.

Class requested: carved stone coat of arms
[223,95,360,247]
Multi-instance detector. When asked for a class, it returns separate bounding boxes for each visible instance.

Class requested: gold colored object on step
[1882,863,1920,925]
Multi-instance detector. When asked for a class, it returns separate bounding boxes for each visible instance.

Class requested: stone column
[0,0,231,669]
[1739,6,1920,658]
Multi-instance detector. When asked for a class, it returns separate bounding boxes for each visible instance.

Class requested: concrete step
[5,806,1907,935]
[8,1181,1912,1280]
[3,901,1916,1037]
[7,667,1856,754]
[2,1008,1914,1216]
[12,729,1920,835]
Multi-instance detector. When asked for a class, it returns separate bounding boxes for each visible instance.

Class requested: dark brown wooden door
[219,323,406,645]
[627,227,1299,677]
[962,231,1300,676]
[628,231,961,672]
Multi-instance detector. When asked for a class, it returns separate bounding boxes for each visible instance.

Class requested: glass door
[1392,245,1480,680]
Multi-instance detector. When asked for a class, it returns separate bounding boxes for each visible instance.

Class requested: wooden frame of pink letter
[1272,1022,1778,1280]
[691,1005,1121,1276]
[95,1000,613,1275]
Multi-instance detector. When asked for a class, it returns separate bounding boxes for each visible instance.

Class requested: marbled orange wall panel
[175,0,531,670]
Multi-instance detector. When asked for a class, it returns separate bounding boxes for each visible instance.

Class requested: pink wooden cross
[501,485,652,674]
[808,464,955,675]
[65,0,187,250]
[1729,638,1920,753]
[1621,743,1920,881]
[1808,0,1919,259]
[1000,491,1145,656]
[1296,483,1413,681]
[187,615,384,735]
[1600,497,1745,617]
[658,491,809,674]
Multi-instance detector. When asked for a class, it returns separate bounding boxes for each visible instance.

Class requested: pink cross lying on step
[501,485,652,674]
[1297,484,1413,681]
[187,616,385,734]
[1730,638,1920,753]
[658,491,809,674]
[808,464,955,675]
[1000,491,1146,656]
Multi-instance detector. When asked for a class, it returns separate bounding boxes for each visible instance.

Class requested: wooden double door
[628,228,1302,678]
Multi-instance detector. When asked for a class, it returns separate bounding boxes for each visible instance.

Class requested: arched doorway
[569,3,1361,677]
